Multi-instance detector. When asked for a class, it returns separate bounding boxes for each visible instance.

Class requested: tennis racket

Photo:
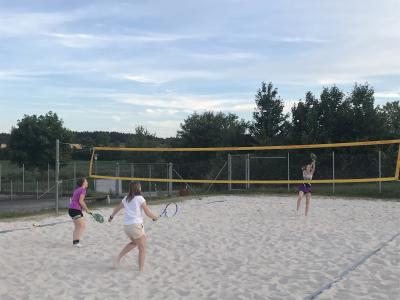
[90,212,104,223]
[158,202,178,218]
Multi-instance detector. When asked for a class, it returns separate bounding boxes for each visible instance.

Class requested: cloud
[114,92,253,112]
[116,70,224,84]
[375,91,400,99]
[43,31,198,48]
[190,52,261,61]
[0,12,76,37]
[145,120,183,137]
[139,108,180,116]
[279,37,329,44]
[0,69,52,81]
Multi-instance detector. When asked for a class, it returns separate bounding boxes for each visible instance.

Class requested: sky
[0,0,399,137]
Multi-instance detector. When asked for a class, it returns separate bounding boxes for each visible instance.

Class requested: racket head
[92,212,104,223]
[161,202,178,218]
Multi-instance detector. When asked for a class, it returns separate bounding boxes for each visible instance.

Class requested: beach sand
[1,195,399,300]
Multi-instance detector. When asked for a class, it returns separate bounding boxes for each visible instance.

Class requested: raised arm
[310,160,316,174]
[109,202,124,222]
[141,202,158,221]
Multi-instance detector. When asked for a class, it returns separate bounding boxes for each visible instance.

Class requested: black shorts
[68,208,83,220]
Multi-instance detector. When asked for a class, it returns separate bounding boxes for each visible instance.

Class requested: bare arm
[78,194,91,214]
[108,202,124,222]
[141,202,158,221]
[310,160,316,174]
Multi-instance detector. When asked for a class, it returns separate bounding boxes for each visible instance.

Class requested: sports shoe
[73,243,82,248]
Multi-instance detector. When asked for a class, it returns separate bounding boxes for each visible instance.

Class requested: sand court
[0,195,399,300]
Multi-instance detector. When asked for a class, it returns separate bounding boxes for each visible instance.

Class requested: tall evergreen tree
[251,82,288,144]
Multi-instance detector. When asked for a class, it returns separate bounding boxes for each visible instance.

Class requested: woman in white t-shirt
[108,182,158,271]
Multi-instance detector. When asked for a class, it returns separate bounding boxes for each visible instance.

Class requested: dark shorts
[68,208,83,220]
[298,183,312,194]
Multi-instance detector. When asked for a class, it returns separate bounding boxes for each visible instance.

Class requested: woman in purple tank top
[296,159,316,216]
[68,178,91,247]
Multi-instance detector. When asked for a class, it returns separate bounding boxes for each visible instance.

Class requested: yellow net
[89,139,400,185]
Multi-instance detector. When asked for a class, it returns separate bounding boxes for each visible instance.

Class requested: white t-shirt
[122,195,146,225]
[303,170,313,181]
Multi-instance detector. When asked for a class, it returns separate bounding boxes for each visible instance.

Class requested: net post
[332,151,335,194]
[395,144,400,180]
[228,154,232,191]
[88,148,95,177]
[93,156,98,191]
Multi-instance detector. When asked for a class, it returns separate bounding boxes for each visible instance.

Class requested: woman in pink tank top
[68,178,91,247]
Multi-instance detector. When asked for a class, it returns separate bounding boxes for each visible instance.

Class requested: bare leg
[135,235,146,271]
[305,193,311,216]
[297,191,304,213]
[73,218,85,241]
[117,239,137,263]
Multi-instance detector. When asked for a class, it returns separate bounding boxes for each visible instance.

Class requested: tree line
[1,82,399,177]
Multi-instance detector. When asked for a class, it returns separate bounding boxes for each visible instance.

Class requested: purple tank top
[69,187,86,210]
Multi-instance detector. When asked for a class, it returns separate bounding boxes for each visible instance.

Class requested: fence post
[378,150,382,193]
[332,151,335,194]
[0,163,2,192]
[148,165,152,196]
[55,139,60,215]
[22,163,25,193]
[10,179,13,200]
[168,162,173,196]
[73,162,77,186]
[47,163,50,191]
[246,154,250,190]
[36,180,39,201]
[115,162,120,195]
[287,152,290,192]
[228,154,232,191]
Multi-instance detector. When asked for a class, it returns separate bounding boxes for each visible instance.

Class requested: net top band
[93,139,400,152]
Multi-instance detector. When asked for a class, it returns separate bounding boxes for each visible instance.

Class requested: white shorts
[123,224,145,240]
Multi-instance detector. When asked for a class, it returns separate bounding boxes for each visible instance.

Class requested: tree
[250,82,288,145]
[346,83,384,140]
[317,85,351,143]
[380,101,400,137]
[127,126,158,148]
[290,91,320,144]
[8,112,71,170]
[177,111,250,148]
[177,111,251,180]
